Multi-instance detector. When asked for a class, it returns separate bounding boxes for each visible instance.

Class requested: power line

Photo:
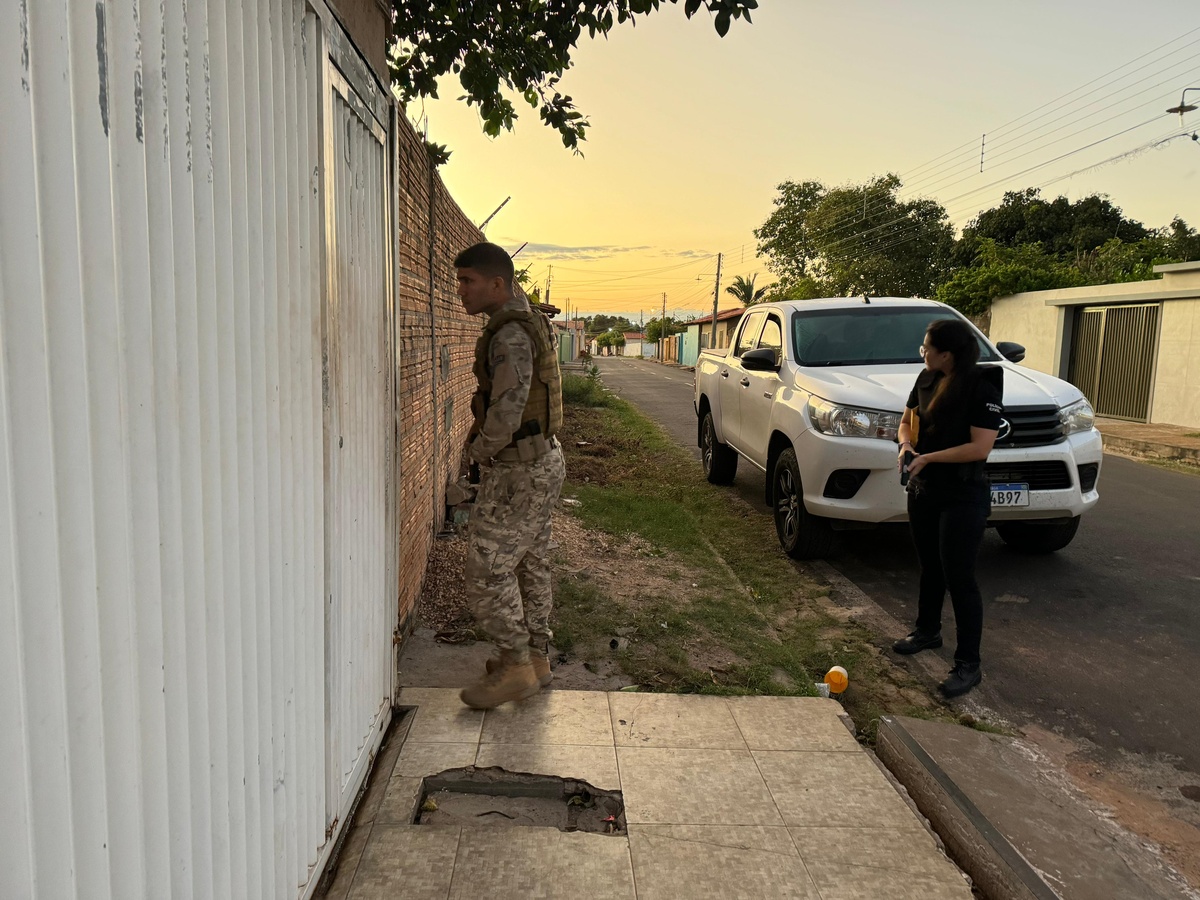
[799,38,1200,245]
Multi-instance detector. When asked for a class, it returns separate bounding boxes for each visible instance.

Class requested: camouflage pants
[465,445,566,656]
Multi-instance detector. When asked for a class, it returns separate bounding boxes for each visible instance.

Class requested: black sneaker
[892,630,943,655]
[939,663,982,698]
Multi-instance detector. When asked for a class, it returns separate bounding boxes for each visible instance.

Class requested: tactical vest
[472,306,563,440]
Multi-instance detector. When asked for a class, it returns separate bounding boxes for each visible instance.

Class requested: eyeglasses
[918,344,938,358]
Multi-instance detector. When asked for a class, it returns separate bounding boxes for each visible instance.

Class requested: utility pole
[661,292,667,363]
[710,252,723,350]
[544,265,552,307]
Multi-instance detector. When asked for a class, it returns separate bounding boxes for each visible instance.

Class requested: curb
[876,716,1057,900]
[1100,434,1200,466]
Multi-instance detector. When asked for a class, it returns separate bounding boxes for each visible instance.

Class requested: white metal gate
[321,50,396,825]
[0,0,401,896]
[1068,303,1161,422]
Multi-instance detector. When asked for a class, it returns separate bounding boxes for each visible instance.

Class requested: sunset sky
[414,2,1200,324]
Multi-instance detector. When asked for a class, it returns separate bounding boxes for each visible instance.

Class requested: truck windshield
[790,307,1000,366]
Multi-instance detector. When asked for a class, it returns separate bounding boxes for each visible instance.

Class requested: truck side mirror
[996,341,1026,363]
[740,348,779,371]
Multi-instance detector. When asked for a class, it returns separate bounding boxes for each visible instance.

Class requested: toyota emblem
[997,418,1012,441]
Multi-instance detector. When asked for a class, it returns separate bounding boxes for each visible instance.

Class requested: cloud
[497,240,717,263]
[501,241,653,262]
[655,248,710,259]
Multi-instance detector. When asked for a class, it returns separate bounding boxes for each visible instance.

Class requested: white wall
[1152,298,1200,427]
[988,293,1065,377]
[992,263,1200,427]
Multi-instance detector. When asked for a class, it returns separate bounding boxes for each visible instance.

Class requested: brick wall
[394,118,483,629]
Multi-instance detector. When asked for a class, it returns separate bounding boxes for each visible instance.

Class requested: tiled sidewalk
[322,689,971,899]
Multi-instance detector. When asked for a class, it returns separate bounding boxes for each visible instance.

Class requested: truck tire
[772,447,835,559]
[701,411,738,484]
[996,517,1081,554]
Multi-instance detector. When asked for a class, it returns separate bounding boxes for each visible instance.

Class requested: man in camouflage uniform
[454,242,567,709]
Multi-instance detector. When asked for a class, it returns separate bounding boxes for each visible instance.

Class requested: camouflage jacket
[468,289,537,463]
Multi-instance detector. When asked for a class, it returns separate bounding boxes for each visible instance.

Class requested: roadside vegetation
[550,373,977,743]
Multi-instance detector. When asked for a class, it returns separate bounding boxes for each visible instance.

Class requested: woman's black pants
[907,483,989,666]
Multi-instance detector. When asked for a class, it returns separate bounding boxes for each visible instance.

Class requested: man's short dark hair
[454,242,514,286]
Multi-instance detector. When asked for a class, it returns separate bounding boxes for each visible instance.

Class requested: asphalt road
[593,356,1200,782]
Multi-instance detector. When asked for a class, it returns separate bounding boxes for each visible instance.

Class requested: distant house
[682,307,746,366]
[621,332,656,358]
[552,318,587,364]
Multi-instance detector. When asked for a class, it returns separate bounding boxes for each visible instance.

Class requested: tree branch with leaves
[389,1,758,150]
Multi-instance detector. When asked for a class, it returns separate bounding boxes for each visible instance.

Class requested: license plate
[990,483,1029,507]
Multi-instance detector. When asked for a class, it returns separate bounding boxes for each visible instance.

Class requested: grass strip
[551,374,973,742]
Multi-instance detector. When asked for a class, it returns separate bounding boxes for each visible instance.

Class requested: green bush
[561,372,613,407]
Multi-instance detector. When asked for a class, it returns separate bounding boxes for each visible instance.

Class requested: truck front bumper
[794,428,1103,524]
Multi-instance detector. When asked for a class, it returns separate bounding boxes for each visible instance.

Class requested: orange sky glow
[410,2,1200,324]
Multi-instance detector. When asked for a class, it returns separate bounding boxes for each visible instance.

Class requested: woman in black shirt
[892,318,1002,698]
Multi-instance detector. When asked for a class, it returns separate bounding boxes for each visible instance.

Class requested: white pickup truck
[693,297,1102,559]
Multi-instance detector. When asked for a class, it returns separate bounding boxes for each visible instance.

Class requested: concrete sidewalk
[320,689,972,899]
[1095,417,1200,466]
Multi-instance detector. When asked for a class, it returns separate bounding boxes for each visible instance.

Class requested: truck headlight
[808,397,900,440]
[1059,398,1095,435]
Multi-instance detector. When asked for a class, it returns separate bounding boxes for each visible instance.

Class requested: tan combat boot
[461,651,540,709]
[486,649,552,686]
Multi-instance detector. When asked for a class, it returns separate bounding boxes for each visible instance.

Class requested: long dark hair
[924,318,980,422]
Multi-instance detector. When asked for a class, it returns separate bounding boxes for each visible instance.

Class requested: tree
[808,175,954,297]
[960,188,1149,261]
[725,274,767,305]
[1162,217,1200,262]
[389,1,758,150]
[754,180,826,287]
[585,314,635,334]
[934,240,1084,316]
[763,276,824,302]
[755,175,954,298]
[645,316,685,342]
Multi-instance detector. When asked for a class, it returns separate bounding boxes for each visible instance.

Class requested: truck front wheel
[772,448,835,559]
[996,517,1081,554]
[701,412,738,484]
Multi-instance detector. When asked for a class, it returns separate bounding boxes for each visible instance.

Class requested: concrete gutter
[877,716,1058,900]
[877,715,1200,900]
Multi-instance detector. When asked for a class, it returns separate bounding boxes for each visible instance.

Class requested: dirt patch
[416,534,470,633]
[553,513,702,608]
[414,509,738,686]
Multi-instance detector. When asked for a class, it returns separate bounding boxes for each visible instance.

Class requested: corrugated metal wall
[0,1,401,897]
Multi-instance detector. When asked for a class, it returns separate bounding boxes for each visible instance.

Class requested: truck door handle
[720,370,729,378]
[740,378,750,387]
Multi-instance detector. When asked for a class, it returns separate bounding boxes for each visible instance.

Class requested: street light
[1166,87,1199,122]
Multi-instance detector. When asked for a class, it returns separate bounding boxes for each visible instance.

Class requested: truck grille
[986,461,1072,490]
[993,405,1064,448]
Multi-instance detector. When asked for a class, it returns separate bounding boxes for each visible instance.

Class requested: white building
[989,261,1200,427]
